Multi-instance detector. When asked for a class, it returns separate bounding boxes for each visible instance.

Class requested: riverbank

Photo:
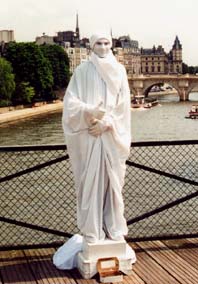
[149,89,177,96]
[0,101,63,125]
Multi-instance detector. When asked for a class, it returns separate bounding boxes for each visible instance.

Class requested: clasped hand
[88,118,107,137]
[85,102,108,137]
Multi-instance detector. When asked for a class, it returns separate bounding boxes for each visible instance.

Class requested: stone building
[64,47,89,73]
[141,45,168,74]
[168,36,182,73]
[140,36,182,74]
[0,30,15,57]
[35,33,55,45]
[0,30,14,43]
[113,35,141,75]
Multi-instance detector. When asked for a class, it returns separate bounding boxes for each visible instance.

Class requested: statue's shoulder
[75,61,91,74]
[117,62,126,73]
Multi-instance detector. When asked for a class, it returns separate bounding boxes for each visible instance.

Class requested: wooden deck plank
[163,239,198,270]
[69,268,99,284]
[187,238,198,246]
[122,269,145,284]
[0,249,37,284]
[130,242,180,284]
[24,248,76,284]
[137,240,198,284]
[0,239,198,284]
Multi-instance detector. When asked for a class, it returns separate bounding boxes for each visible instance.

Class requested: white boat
[185,105,198,119]
[131,95,158,109]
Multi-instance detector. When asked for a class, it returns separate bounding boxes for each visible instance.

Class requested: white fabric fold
[53,234,83,269]
[90,50,122,95]
[62,60,131,243]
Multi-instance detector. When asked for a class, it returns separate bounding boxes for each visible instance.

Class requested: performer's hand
[85,102,106,120]
[88,119,108,137]
[93,106,106,120]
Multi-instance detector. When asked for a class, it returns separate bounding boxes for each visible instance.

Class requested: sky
[1,0,198,65]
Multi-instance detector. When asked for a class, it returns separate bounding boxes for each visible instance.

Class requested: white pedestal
[77,239,134,279]
[82,239,126,260]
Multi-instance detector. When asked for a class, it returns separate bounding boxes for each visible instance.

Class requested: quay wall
[0,101,63,125]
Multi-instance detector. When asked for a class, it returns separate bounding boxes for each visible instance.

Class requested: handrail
[0,139,198,151]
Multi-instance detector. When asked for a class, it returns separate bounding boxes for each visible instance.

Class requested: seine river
[0,92,198,145]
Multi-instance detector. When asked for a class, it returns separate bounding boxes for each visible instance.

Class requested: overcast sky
[1,0,198,65]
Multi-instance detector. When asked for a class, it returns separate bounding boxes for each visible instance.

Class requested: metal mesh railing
[0,141,197,249]
[125,141,198,241]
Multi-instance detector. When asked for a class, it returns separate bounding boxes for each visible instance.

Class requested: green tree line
[0,42,70,107]
[182,63,198,74]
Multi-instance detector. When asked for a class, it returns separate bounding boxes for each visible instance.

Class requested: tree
[0,57,15,106]
[12,82,35,105]
[182,63,198,74]
[40,44,70,90]
[189,66,198,74]
[4,42,53,101]
[182,63,189,74]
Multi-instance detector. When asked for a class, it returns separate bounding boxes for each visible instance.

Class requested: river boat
[185,105,198,119]
[131,95,158,109]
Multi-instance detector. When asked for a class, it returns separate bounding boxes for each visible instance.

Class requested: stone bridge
[128,74,198,101]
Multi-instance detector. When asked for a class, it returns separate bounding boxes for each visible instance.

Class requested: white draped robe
[62,60,131,243]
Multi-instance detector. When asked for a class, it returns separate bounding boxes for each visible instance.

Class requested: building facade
[0,30,15,57]
[35,33,55,45]
[113,36,141,75]
[0,30,14,43]
[141,45,168,74]
[64,47,89,73]
[141,36,182,74]
[168,36,182,73]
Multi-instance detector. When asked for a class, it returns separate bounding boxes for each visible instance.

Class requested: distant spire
[75,12,80,40]
[76,12,79,29]
[173,35,182,49]
[110,27,113,38]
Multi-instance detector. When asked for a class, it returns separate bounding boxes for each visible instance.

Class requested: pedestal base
[77,252,132,279]
[77,239,135,279]
[82,238,126,260]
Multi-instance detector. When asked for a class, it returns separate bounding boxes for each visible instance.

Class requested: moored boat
[131,95,158,109]
[185,105,198,119]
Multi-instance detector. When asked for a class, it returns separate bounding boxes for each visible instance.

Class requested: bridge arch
[128,75,198,101]
[187,82,198,94]
[143,81,180,99]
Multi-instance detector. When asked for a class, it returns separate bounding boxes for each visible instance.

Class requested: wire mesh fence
[0,141,197,249]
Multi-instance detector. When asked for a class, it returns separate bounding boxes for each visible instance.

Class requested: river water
[0,92,197,145]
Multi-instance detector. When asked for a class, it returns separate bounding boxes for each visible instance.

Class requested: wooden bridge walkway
[0,238,197,284]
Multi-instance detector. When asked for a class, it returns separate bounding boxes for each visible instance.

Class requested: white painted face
[93,38,111,58]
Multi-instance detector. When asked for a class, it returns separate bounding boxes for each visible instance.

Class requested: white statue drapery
[62,57,131,243]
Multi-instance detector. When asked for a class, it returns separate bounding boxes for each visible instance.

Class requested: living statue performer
[53,32,135,269]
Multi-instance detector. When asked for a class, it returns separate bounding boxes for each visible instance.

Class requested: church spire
[173,35,182,49]
[75,12,80,40]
